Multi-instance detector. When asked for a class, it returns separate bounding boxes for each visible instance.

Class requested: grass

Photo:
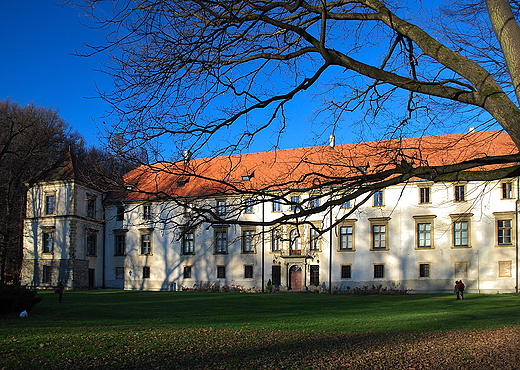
[1,291,520,369]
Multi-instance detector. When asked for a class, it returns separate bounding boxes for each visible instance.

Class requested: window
[309,197,319,209]
[242,229,255,253]
[42,232,54,253]
[374,264,384,279]
[217,265,226,279]
[309,226,320,251]
[87,231,97,256]
[182,231,195,254]
[115,267,124,279]
[370,220,388,250]
[87,196,96,218]
[499,261,512,277]
[244,265,254,279]
[419,263,430,278]
[417,223,432,248]
[310,265,319,286]
[141,234,152,255]
[498,219,513,245]
[339,225,354,250]
[290,196,300,212]
[454,261,468,278]
[419,187,431,204]
[272,199,282,212]
[115,234,126,256]
[245,199,254,214]
[214,228,228,254]
[217,200,226,216]
[143,266,150,279]
[502,181,513,199]
[453,221,469,247]
[271,229,281,252]
[183,266,192,279]
[42,265,52,284]
[143,205,152,220]
[272,265,281,286]
[454,185,465,201]
[373,191,384,206]
[341,265,352,279]
[341,199,351,208]
[290,229,301,254]
[116,206,125,221]
[45,194,56,215]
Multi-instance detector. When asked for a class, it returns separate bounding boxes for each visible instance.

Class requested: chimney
[183,150,192,164]
[468,126,475,133]
[329,134,335,148]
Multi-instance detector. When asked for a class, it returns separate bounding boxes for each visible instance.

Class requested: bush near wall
[0,283,42,314]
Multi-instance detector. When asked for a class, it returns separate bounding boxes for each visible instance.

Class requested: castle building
[21,130,520,293]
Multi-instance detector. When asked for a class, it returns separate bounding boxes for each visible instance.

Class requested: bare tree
[72,0,520,231]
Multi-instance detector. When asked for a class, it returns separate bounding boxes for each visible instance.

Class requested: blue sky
[0,1,112,147]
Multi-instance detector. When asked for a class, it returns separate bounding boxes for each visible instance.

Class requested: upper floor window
[141,233,152,255]
[242,229,255,253]
[272,199,282,212]
[87,231,97,256]
[373,191,384,206]
[42,231,54,253]
[502,181,513,199]
[143,205,152,220]
[454,185,465,202]
[497,219,513,245]
[372,224,387,249]
[419,187,431,204]
[217,200,226,216]
[114,234,126,256]
[116,206,125,221]
[290,196,300,212]
[214,228,228,254]
[341,199,351,208]
[244,199,254,214]
[309,197,319,209]
[271,228,281,252]
[417,223,432,248]
[453,221,469,247]
[309,227,320,251]
[182,231,195,254]
[339,225,354,250]
[45,194,56,215]
[87,196,96,218]
[289,229,301,254]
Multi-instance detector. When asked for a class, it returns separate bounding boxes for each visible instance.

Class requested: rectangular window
[419,187,431,204]
[42,265,52,284]
[499,261,512,277]
[339,225,353,250]
[453,221,469,247]
[245,199,254,214]
[87,232,97,256]
[141,234,152,255]
[244,265,254,279]
[419,263,430,278]
[215,229,228,254]
[272,199,282,212]
[290,196,300,212]
[143,266,150,279]
[502,182,513,199]
[309,197,319,209]
[454,261,468,278]
[116,206,125,221]
[42,232,54,253]
[143,205,152,220]
[45,194,55,215]
[374,264,384,279]
[217,265,226,279]
[498,220,513,245]
[373,191,383,206]
[341,264,352,279]
[87,197,96,218]
[271,229,281,252]
[217,200,226,215]
[242,230,255,253]
[115,234,126,256]
[455,185,465,201]
[309,227,320,251]
[182,231,195,254]
[115,267,124,279]
[417,223,432,248]
[183,266,192,279]
[310,265,319,286]
[341,199,351,208]
[272,265,281,286]
[372,224,387,249]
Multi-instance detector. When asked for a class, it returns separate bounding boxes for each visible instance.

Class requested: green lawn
[1,291,519,369]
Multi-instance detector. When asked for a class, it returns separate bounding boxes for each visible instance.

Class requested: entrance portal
[289,265,302,290]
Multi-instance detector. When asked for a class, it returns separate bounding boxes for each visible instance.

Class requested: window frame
[214,227,229,254]
[116,206,125,221]
[244,265,254,279]
[183,266,192,279]
[495,212,515,247]
[419,263,430,278]
[454,184,466,202]
[87,196,97,218]
[86,230,98,256]
[182,230,195,254]
[272,199,282,212]
[42,265,52,284]
[45,193,56,215]
[241,229,255,253]
[271,228,282,252]
[373,190,384,206]
[309,265,319,286]
[217,200,227,216]
[341,264,352,279]
[142,204,152,220]
[338,221,356,251]
[244,199,254,214]
[414,215,436,249]
[143,266,150,279]
[290,196,300,212]
[217,265,226,279]
[309,224,321,251]
[419,186,431,204]
[140,232,153,255]
[501,181,513,199]
[369,218,390,250]
[114,233,126,256]
[374,264,385,279]
[42,230,54,254]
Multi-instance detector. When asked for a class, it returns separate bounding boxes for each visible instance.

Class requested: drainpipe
[261,197,265,292]
[329,207,333,294]
[102,195,107,289]
[516,177,519,293]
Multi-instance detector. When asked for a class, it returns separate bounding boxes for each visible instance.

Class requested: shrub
[0,283,43,315]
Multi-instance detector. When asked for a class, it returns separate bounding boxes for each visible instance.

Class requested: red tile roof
[117,130,518,201]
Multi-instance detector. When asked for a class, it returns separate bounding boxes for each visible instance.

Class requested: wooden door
[289,265,302,290]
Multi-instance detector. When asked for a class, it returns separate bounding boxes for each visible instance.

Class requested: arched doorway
[289,265,302,290]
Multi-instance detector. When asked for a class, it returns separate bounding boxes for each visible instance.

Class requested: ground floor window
[244,265,254,279]
[272,265,281,286]
[42,265,52,284]
[419,263,430,278]
[374,264,384,279]
[341,264,351,279]
[184,266,192,279]
[143,266,150,279]
[217,265,226,279]
[115,267,124,279]
[309,265,319,286]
